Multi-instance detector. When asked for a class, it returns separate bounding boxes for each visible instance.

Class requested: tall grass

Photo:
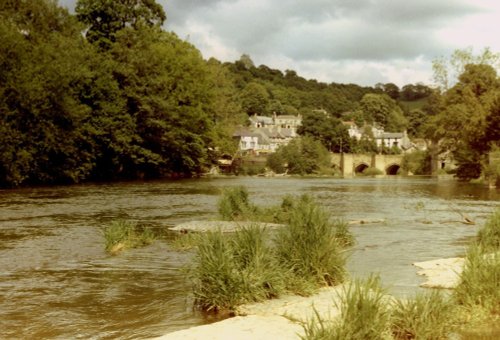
[333,219,355,248]
[103,220,155,254]
[454,208,500,326]
[192,194,349,312]
[170,232,202,251]
[454,245,500,313]
[217,186,257,221]
[275,195,347,288]
[391,290,456,339]
[192,189,351,312]
[477,209,500,251]
[191,226,286,312]
[303,276,391,340]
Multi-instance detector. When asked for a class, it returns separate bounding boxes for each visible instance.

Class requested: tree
[269,137,330,175]
[297,110,350,152]
[435,62,500,180]
[76,0,166,49]
[0,0,106,186]
[206,58,246,155]
[240,82,270,115]
[360,93,407,132]
[432,47,500,91]
[109,27,215,176]
[401,83,432,101]
[376,82,400,100]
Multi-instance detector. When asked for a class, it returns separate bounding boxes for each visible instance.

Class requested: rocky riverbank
[153,256,466,340]
[153,286,344,340]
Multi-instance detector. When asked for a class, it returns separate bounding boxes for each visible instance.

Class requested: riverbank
[154,256,465,340]
[153,286,344,340]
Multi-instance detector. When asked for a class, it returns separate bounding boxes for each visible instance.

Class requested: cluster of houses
[233,113,414,155]
[344,122,413,150]
[233,113,302,153]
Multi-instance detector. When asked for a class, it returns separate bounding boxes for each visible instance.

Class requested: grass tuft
[170,232,203,251]
[276,195,347,288]
[454,245,500,314]
[303,276,390,340]
[477,209,500,251]
[103,220,155,254]
[391,290,456,339]
[191,226,286,312]
[217,186,257,221]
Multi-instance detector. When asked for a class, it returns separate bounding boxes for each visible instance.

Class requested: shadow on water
[0,177,498,338]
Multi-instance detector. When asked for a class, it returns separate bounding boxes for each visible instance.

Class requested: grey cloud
[177,0,481,62]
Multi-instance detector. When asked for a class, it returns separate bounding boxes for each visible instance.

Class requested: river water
[0,177,498,339]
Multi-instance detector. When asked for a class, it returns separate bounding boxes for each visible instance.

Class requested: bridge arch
[354,162,370,174]
[385,163,401,175]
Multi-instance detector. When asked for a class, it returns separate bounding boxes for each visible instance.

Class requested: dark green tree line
[0,0,220,186]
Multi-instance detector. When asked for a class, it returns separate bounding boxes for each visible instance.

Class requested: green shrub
[191,226,286,312]
[103,220,155,254]
[217,186,257,221]
[391,290,456,339]
[275,195,347,287]
[303,276,390,340]
[401,150,432,175]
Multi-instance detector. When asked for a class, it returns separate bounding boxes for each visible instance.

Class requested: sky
[59,0,500,87]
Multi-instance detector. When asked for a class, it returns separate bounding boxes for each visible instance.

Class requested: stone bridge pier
[331,153,404,177]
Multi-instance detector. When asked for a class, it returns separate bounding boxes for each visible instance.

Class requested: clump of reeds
[477,209,500,251]
[192,189,352,312]
[333,219,356,248]
[391,290,456,339]
[170,232,203,251]
[275,195,347,288]
[303,276,391,340]
[191,226,286,312]
[453,208,500,328]
[103,220,155,254]
[217,186,257,221]
[454,245,500,313]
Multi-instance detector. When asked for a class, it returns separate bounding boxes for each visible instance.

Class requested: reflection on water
[0,177,498,338]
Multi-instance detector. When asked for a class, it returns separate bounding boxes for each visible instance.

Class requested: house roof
[275,115,301,120]
[249,115,274,125]
[376,132,404,139]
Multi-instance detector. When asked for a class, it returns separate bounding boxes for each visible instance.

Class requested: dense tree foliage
[297,111,351,152]
[266,137,330,175]
[0,0,215,186]
[435,63,500,180]
[359,93,408,132]
[76,0,166,50]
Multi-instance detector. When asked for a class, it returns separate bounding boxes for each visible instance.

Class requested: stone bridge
[330,153,404,177]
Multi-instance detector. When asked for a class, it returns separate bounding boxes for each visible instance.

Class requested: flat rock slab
[170,221,284,233]
[152,286,344,340]
[236,286,343,322]
[413,257,465,289]
[152,315,304,340]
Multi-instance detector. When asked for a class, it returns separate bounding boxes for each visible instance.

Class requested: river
[0,177,498,339]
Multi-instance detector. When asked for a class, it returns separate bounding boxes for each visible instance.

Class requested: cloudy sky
[59,0,500,87]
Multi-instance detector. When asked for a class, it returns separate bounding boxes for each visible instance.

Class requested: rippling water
[0,177,498,339]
